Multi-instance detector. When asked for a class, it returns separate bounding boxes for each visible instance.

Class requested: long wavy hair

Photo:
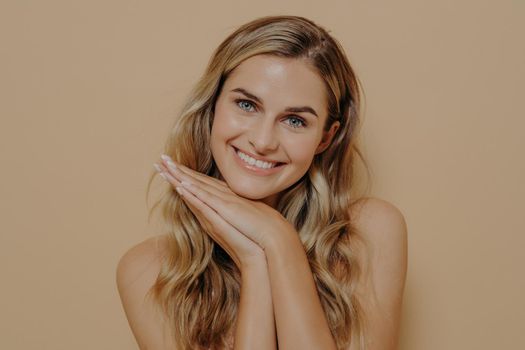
[145,15,373,350]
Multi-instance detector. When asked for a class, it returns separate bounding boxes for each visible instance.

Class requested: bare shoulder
[116,234,176,350]
[116,235,169,292]
[349,197,408,238]
[348,197,408,350]
[349,197,408,263]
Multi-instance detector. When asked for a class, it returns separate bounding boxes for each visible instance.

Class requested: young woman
[116,15,408,350]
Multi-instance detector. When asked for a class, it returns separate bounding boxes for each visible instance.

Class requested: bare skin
[116,55,408,349]
[116,196,407,349]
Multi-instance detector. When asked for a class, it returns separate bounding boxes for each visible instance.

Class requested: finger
[162,172,227,249]
[177,183,264,269]
[174,161,230,189]
[181,195,240,266]
[159,161,239,205]
[160,155,231,192]
[155,163,180,186]
[156,162,236,234]
[175,184,251,250]
[155,162,182,189]
[179,180,260,241]
[182,197,221,242]
[156,161,214,194]
[155,163,224,235]
[178,180,235,219]
[176,185,242,264]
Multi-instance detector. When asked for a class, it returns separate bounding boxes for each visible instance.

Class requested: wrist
[240,251,267,272]
[264,228,299,252]
[264,229,304,265]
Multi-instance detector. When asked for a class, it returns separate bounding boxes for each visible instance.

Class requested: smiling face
[210,54,340,208]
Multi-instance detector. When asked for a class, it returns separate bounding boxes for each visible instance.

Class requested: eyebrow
[230,87,319,118]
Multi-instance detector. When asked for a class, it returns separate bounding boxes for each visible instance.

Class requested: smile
[237,149,280,168]
[232,146,286,176]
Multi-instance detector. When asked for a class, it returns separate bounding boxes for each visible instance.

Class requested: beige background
[1,1,523,349]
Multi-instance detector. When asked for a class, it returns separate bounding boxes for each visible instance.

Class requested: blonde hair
[145,15,372,350]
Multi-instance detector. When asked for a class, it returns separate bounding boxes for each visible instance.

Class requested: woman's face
[210,54,339,208]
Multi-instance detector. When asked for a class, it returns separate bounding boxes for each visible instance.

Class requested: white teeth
[236,150,278,169]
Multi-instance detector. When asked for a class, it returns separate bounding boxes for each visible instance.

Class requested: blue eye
[234,99,308,129]
[285,116,307,129]
[236,99,256,112]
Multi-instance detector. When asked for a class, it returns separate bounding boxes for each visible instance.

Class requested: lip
[233,146,285,164]
[231,146,286,176]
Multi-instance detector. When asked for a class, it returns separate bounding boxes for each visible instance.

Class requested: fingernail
[153,163,162,172]
[161,154,177,170]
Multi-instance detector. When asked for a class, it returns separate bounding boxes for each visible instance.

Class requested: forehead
[223,55,327,115]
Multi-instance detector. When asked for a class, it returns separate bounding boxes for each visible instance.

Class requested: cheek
[211,107,230,141]
[210,105,242,158]
[212,104,244,137]
[283,137,318,165]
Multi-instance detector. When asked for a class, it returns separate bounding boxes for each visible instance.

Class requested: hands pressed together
[153,154,297,270]
[153,154,345,350]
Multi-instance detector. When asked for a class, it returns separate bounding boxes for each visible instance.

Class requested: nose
[248,117,279,154]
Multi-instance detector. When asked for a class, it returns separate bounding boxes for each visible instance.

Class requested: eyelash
[234,99,308,129]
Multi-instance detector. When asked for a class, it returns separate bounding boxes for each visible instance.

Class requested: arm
[153,158,278,349]
[116,236,177,350]
[264,198,408,350]
[348,198,408,350]
[153,158,407,348]
[234,255,277,350]
[117,235,277,350]
[265,231,338,350]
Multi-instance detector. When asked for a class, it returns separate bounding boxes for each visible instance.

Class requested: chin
[228,184,272,200]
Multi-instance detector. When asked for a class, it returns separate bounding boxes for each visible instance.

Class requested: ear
[315,121,340,155]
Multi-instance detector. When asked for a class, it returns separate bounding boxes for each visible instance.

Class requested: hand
[153,155,265,269]
[154,155,296,266]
